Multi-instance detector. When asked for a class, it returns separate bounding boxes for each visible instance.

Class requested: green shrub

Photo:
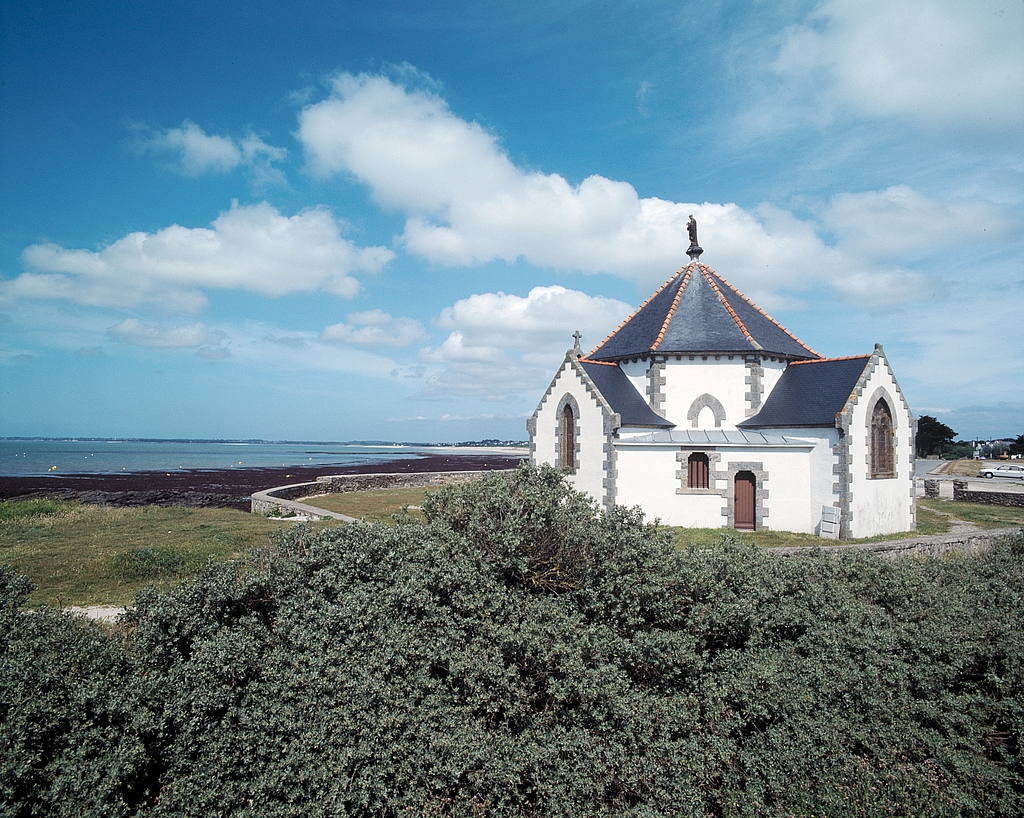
[2,469,1023,816]
[0,567,159,817]
[421,463,657,592]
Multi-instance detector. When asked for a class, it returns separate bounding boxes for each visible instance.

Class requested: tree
[916,415,956,457]
[1010,435,1024,457]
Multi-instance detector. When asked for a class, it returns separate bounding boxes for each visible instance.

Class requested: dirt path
[924,505,981,535]
[63,606,126,622]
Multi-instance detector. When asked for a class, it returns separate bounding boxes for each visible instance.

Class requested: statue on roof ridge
[686,215,703,260]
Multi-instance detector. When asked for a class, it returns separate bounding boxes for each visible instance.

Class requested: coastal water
[0,439,427,477]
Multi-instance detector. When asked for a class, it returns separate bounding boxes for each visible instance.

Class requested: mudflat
[0,452,525,511]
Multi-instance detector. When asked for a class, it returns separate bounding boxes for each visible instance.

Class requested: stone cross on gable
[572,330,582,347]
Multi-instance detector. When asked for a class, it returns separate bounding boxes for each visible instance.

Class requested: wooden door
[734,471,755,530]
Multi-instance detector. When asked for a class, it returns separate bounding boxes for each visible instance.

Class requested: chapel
[528,235,916,538]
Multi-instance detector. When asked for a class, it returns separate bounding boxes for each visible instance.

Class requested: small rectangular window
[688,453,709,489]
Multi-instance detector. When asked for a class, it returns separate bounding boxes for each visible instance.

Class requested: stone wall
[953,480,1024,507]
[769,527,1019,560]
[251,470,506,519]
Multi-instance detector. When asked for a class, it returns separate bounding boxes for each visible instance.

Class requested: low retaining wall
[953,480,1024,508]
[769,527,1019,560]
[251,470,506,521]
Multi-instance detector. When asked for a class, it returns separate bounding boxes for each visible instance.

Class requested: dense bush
[2,464,1023,816]
[0,569,158,817]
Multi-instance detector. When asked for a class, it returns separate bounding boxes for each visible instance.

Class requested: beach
[0,450,526,511]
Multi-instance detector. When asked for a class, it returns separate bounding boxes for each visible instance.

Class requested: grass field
[0,500,341,607]
[918,497,1024,528]
[2,491,1022,608]
[666,498,1024,550]
[927,459,1017,477]
[297,487,437,523]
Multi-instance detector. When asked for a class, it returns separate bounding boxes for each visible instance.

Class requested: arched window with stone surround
[688,452,709,489]
[870,399,894,478]
[560,403,575,472]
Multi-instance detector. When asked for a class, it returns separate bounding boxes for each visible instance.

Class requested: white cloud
[296,73,1003,310]
[141,121,288,182]
[107,318,227,348]
[822,185,1019,259]
[2,202,394,311]
[237,325,399,376]
[297,73,697,281]
[435,285,631,358]
[419,341,542,400]
[635,80,652,116]
[773,0,1024,131]
[196,345,230,360]
[263,334,308,350]
[148,121,241,174]
[107,318,230,359]
[830,268,939,309]
[0,301,404,378]
[419,286,632,399]
[322,309,426,348]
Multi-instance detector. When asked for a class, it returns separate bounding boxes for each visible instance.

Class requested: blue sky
[1,0,1021,442]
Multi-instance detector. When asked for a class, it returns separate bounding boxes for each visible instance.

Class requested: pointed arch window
[560,404,576,472]
[870,400,895,478]
[688,452,709,489]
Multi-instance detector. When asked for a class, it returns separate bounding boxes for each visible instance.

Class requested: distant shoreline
[0,436,529,447]
[0,451,527,511]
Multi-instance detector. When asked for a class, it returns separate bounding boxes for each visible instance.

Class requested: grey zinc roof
[617,429,813,447]
[589,262,820,361]
[580,361,674,428]
[739,356,871,429]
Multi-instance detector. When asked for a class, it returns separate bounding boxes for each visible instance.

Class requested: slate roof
[738,355,871,429]
[579,361,674,428]
[617,429,814,447]
[588,262,820,362]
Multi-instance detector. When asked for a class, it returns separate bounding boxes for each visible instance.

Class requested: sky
[1,0,1022,443]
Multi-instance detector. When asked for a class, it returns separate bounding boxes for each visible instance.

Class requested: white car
[979,464,1024,479]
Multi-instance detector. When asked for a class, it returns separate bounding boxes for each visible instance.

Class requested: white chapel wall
[661,358,749,429]
[798,428,842,530]
[742,428,842,534]
[615,442,821,533]
[615,445,723,527]
[844,355,915,538]
[718,447,814,533]
[530,361,608,505]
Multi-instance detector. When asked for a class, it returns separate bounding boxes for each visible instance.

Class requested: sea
[0,439,433,477]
